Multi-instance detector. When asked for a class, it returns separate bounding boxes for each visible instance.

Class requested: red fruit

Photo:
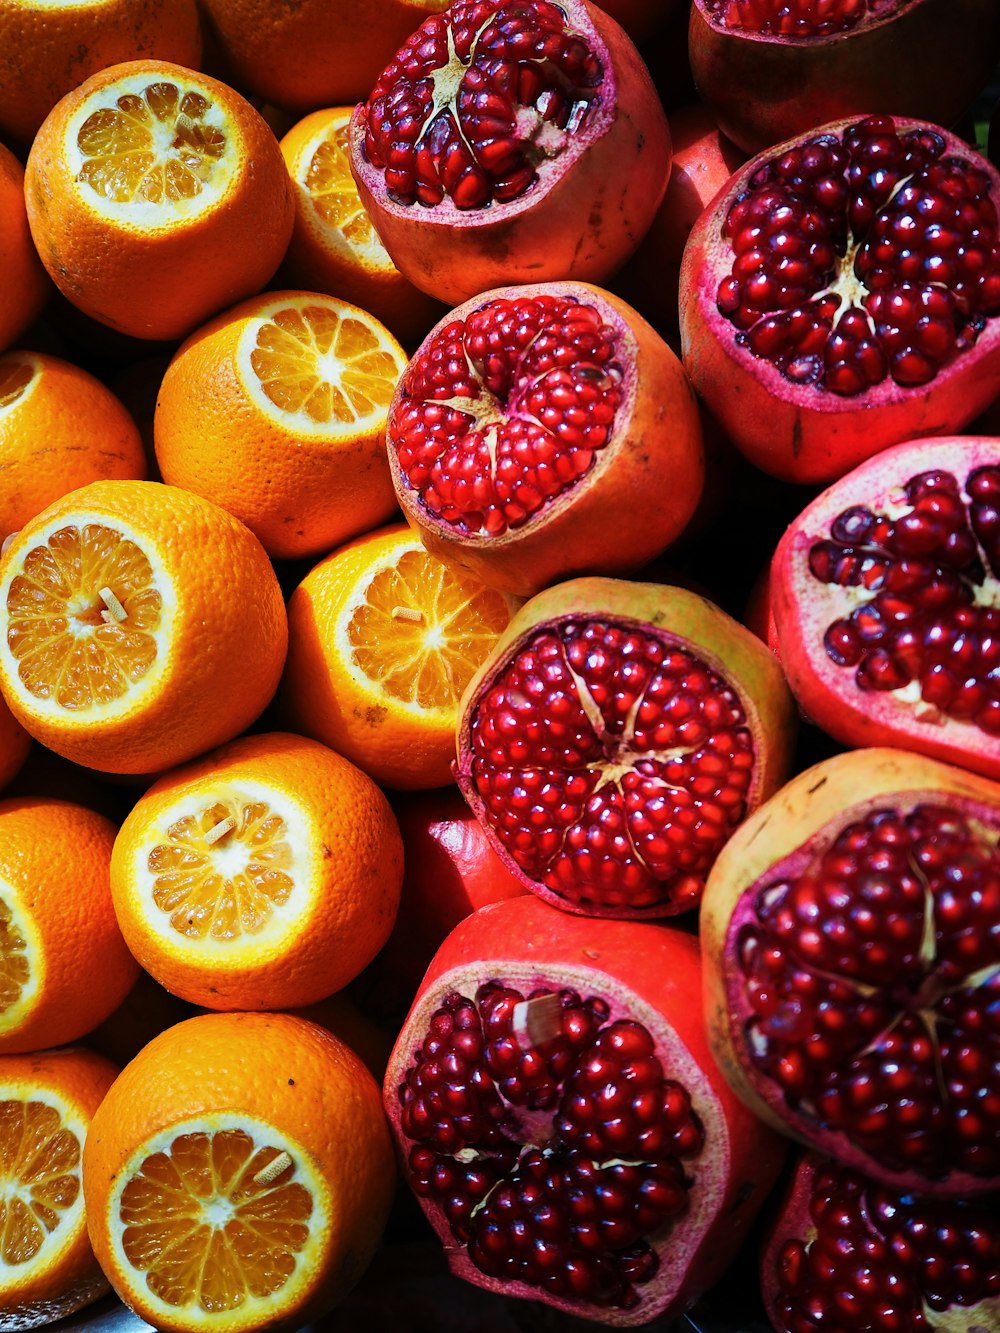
[455,577,797,918]
[680,115,1000,485]
[348,0,671,306]
[701,746,1000,1197]
[743,563,780,659]
[387,282,705,597]
[384,893,787,1326]
[688,0,1000,156]
[771,436,1000,779]
[762,1152,1000,1332]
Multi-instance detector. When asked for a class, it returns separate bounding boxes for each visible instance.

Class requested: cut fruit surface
[0,1098,84,1269]
[0,886,40,1041]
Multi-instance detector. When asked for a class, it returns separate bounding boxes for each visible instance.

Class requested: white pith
[296,117,392,269]
[0,354,40,418]
[0,879,43,1037]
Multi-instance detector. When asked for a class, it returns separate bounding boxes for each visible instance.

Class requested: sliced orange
[154,291,407,560]
[110,731,403,1009]
[0,479,288,775]
[0,1046,120,1328]
[83,1011,396,1333]
[279,109,442,345]
[24,61,294,341]
[281,523,517,789]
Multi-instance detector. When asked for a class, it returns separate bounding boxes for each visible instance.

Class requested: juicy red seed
[390,293,622,537]
[467,617,755,913]
[717,116,1000,396]
[737,804,1000,1182]
[399,982,702,1310]
[359,0,602,209]
[704,0,886,36]
[770,1157,1000,1332]
[810,465,1000,735]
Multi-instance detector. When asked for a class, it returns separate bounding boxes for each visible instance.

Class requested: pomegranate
[385,892,787,1326]
[771,436,1000,779]
[688,0,1000,157]
[763,1151,1000,1332]
[348,0,671,306]
[454,577,797,918]
[387,282,705,597]
[679,115,1000,485]
[701,746,1000,1197]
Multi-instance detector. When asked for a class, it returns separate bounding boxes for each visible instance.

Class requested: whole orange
[0,143,48,352]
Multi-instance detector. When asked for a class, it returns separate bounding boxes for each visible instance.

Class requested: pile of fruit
[0,0,999,1329]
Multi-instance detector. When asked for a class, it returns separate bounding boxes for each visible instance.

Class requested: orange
[0,796,139,1054]
[24,60,294,342]
[0,350,146,542]
[0,1045,120,1327]
[0,479,288,775]
[281,523,517,789]
[279,109,443,346]
[83,1010,396,1333]
[0,0,202,146]
[0,144,48,353]
[110,730,403,1010]
[0,693,30,792]
[197,0,448,112]
[153,291,407,560]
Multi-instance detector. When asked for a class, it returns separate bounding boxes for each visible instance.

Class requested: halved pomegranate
[701,746,1000,1197]
[680,115,1000,484]
[688,0,1000,156]
[763,1151,1000,1332]
[771,435,1000,779]
[348,0,670,305]
[385,893,787,1326]
[455,577,796,918]
[387,282,705,597]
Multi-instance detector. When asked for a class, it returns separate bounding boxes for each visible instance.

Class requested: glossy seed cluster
[704,0,880,37]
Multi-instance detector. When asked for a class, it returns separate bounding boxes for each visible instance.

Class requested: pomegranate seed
[707,0,875,35]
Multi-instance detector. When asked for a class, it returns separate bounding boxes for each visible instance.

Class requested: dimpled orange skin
[0,144,49,352]
[0,1046,121,1321]
[0,696,31,791]
[110,731,405,1009]
[82,1011,398,1332]
[0,480,289,775]
[24,61,295,342]
[0,797,139,1054]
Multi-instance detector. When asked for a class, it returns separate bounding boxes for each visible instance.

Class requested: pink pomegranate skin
[455,577,797,919]
[689,0,1000,156]
[701,746,1000,1198]
[679,116,1000,486]
[385,893,787,1326]
[762,1151,1000,1332]
[771,436,1000,780]
[348,0,671,306]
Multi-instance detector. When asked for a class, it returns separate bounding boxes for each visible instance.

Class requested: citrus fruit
[0,694,30,792]
[0,1045,120,1328]
[281,523,517,789]
[0,479,288,775]
[83,1010,397,1333]
[0,143,48,353]
[0,796,139,1054]
[24,60,295,342]
[0,0,202,146]
[279,109,443,345]
[110,730,404,1009]
[153,291,407,560]
[0,350,146,542]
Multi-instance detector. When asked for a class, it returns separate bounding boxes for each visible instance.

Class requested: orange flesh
[0,360,32,411]
[146,801,294,941]
[6,523,162,710]
[305,124,380,249]
[0,899,30,1017]
[76,84,227,205]
[0,1100,80,1265]
[118,1130,313,1312]
[249,305,400,424]
[349,550,512,708]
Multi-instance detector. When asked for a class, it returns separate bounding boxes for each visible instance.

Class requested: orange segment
[0,1100,81,1266]
[0,890,39,1040]
[303,122,385,258]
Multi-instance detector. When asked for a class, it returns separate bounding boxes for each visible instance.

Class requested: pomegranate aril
[707,0,877,36]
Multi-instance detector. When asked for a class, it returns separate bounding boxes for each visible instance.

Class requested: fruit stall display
[0,0,998,1330]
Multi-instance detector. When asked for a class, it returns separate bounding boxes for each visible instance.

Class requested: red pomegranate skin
[701,746,1000,1198]
[679,116,1000,485]
[384,893,787,1327]
[455,577,797,919]
[348,0,671,306]
[762,1151,1000,1332]
[689,0,1000,156]
[771,436,1000,780]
